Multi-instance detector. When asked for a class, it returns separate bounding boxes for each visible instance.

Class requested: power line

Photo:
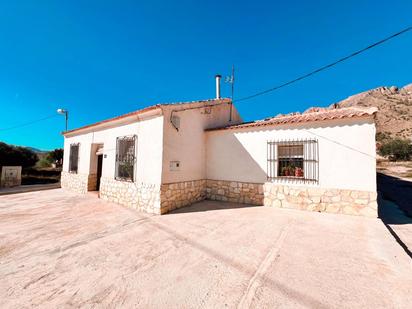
[0,114,58,132]
[303,129,376,160]
[235,25,412,103]
[1,27,411,134]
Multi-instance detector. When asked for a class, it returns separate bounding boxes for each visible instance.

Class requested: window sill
[115,177,134,183]
[268,177,318,183]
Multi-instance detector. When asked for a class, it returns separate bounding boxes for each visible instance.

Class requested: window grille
[115,135,136,181]
[69,143,80,173]
[267,139,318,183]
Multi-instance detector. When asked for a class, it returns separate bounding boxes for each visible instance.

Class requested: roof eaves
[206,107,377,132]
[62,104,161,136]
[62,97,232,137]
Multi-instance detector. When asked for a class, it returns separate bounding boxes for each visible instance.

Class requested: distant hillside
[332,83,412,141]
[25,147,47,153]
[21,146,48,160]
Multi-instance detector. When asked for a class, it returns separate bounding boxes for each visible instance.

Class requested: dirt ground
[377,160,412,180]
[1,189,411,308]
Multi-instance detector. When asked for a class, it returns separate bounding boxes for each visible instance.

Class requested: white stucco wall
[206,117,377,192]
[161,102,241,184]
[63,114,164,185]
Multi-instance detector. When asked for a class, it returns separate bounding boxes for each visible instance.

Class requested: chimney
[215,74,221,99]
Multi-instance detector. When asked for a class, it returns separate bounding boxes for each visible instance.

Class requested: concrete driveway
[0,189,411,308]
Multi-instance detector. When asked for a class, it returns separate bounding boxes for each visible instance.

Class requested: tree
[46,148,63,163]
[0,142,38,168]
[379,138,412,161]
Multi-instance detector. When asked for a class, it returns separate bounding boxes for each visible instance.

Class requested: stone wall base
[99,177,161,214]
[60,173,377,217]
[206,179,263,205]
[160,180,206,214]
[88,174,97,191]
[61,171,89,194]
[263,183,378,217]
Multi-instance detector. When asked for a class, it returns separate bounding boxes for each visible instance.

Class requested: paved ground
[379,197,412,257]
[1,189,411,308]
[0,183,60,196]
[377,172,412,255]
[377,172,412,217]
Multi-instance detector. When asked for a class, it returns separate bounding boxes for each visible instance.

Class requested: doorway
[96,154,103,191]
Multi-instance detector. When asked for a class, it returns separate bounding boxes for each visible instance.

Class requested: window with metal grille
[69,143,79,173]
[115,135,136,181]
[267,139,319,183]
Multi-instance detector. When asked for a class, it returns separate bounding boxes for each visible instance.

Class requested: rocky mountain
[332,83,412,141]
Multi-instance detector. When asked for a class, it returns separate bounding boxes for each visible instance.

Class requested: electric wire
[1,26,411,135]
[0,114,58,132]
[235,26,412,103]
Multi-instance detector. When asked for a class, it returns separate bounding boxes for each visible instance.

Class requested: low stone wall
[206,179,264,205]
[0,166,22,188]
[99,177,161,214]
[160,180,206,214]
[263,183,378,217]
[61,171,89,194]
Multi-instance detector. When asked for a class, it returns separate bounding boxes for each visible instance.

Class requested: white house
[62,78,378,217]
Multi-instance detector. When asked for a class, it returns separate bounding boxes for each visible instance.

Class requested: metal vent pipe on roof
[215,74,221,99]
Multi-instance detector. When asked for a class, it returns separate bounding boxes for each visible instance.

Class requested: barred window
[267,139,318,183]
[69,143,79,173]
[115,135,136,181]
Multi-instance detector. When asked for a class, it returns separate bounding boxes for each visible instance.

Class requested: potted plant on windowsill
[281,166,290,176]
[289,164,296,176]
[295,167,304,177]
[282,165,295,177]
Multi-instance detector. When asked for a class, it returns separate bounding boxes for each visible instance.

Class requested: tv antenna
[225,65,235,121]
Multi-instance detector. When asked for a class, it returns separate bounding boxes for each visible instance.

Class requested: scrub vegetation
[379,138,412,161]
[0,141,63,185]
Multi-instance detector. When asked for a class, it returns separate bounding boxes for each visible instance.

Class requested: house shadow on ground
[169,172,412,221]
[378,197,412,225]
[377,172,412,224]
[168,200,262,215]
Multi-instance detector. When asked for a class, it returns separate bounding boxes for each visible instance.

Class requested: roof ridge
[266,105,377,120]
[158,97,231,106]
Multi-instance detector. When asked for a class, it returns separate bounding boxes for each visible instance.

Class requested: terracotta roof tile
[206,106,378,132]
[63,105,160,136]
[63,98,231,136]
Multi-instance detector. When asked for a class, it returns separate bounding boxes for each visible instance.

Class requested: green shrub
[36,157,52,168]
[379,138,412,161]
[376,132,391,142]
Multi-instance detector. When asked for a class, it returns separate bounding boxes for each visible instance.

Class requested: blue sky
[0,0,411,150]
